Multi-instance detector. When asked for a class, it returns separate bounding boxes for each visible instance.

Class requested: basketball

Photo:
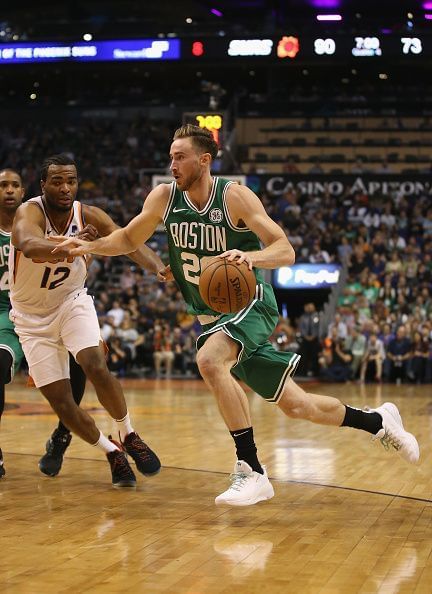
[199,257,257,314]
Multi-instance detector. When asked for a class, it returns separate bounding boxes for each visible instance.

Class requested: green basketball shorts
[196,282,301,403]
[0,311,24,382]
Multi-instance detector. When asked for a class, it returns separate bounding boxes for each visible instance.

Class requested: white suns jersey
[9,196,88,315]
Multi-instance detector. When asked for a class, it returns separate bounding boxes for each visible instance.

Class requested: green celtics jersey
[163,177,264,316]
[0,229,11,313]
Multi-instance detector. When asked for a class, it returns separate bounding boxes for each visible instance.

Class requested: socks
[230,426,263,474]
[341,405,383,435]
[93,431,119,453]
[115,412,134,441]
[93,412,134,453]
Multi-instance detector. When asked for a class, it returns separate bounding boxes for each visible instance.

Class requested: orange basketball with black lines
[199,257,257,314]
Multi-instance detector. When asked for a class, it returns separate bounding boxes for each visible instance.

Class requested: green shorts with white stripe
[196,281,301,403]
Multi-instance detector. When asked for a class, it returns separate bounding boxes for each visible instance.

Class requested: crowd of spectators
[239,82,432,117]
[269,185,432,384]
[90,263,200,378]
[0,117,173,217]
[2,116,432,382]
[277,157,432,176]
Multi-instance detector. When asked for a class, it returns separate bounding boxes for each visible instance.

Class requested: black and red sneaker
[0,448,5,478]
[106,449,137,488]
[39,429,72,477]
[122,432,161,476]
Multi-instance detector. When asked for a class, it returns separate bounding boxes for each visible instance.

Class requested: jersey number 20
[181,252,201,285]
[181,252,213,285]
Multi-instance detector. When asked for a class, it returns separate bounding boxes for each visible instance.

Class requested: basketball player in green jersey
[0,169,26,478]
[54,125,419,506]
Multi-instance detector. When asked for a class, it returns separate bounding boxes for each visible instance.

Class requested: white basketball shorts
[10,291,101,388]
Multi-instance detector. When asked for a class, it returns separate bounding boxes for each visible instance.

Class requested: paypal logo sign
[274,264,341,289]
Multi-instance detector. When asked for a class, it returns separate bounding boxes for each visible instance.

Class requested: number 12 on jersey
[40,266,71,290]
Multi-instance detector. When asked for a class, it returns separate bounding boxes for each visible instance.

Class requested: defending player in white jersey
[0,168,95,479]
[9,153,165,488]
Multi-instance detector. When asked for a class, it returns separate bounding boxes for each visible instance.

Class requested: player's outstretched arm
[53,185,170,258]
[82,203,167,277]
[12,203,74,261]
[224,184,295,269]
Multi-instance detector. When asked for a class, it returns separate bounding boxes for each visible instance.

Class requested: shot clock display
[183,112,224,146]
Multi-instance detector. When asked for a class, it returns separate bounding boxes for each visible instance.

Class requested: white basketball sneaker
[370,402,419,464]
[215,460,275,507]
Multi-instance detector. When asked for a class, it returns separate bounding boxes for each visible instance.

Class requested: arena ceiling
[1,1,430,40]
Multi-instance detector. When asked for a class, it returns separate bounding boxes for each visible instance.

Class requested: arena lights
[211,8,223,17]
[311,0,340,7]
[425,13,432,19]
[316,14,342,21]
[423,2,432,8]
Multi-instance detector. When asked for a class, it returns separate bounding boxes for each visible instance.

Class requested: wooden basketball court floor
[1,378,431,594]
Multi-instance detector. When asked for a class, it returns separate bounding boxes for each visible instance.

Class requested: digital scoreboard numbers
[314,38,336,56]
[352,37,382,57]
[349,36,425,58]
[280,35,427,60]
[183,112,224,146]
[400,37,423,54]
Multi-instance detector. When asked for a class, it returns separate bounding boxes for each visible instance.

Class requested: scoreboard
[0,35,430,65]
[183,35,429,62]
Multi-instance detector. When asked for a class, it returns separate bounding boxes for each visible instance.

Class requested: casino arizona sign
[259,174,432,197]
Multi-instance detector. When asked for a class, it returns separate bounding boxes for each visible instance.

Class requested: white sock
[93,431,119,454]
[115,411,134,441]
